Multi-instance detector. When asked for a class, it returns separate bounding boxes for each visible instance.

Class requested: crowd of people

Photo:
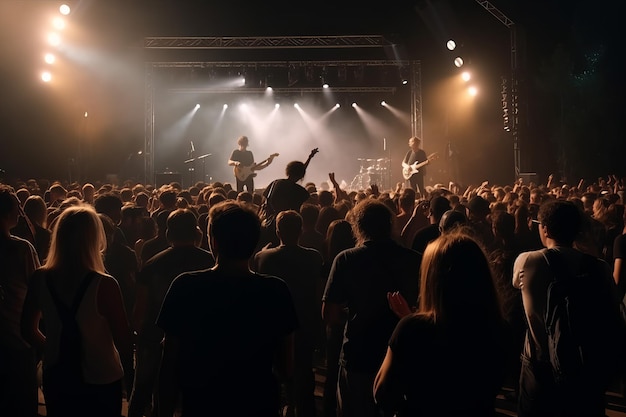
[1,150,626,417]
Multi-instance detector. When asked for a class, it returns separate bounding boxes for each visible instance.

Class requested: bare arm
[329,172,349,203]
[401,204,428,248]
[21,273,46,351]
[373,347,404,413]
[613,258,622,288]
[98,275,134,388]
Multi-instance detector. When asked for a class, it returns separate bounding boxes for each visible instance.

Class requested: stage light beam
[47,33,61,47]
[52,17,66,30]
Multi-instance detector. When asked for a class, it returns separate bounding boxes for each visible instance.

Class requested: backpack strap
[46,272,97,321]
[542,248,598,282]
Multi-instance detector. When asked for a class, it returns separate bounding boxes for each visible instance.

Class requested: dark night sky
[0,0,622,186]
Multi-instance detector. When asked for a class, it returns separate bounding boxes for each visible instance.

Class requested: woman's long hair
[418,231,502,326]
[43,204,107,274]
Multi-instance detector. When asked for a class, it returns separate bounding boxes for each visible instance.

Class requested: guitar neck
[414,159,430,170]
[252,158,269,170]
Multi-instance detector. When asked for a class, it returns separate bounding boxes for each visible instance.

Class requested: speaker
[519,172,538,185]
[156,172,182,187]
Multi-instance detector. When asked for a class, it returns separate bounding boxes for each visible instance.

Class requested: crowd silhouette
[1,162,626,417]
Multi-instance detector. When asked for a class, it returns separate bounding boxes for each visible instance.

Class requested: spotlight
[294,103,300,108]
[52,17,65,30]
[461,71,471,82]
[402,79,408,85]
[84,111,88,118]
[446,40,456,51]
[59,4,71,15]
[223,104,228,109]
[468,86,478,96]
[454,57,464,68]
[47,33,61,47]
[351,102,357,108]
[322,83,329,89]
[335,103,341,108]
[41,71,52,82]
[194,104,200,110]
[44,53,55,64]
[275,103,280,109]
[381,101,387,106]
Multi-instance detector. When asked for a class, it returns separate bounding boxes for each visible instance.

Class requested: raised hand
[387,291,413,319]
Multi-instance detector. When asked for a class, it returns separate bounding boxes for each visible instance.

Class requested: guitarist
[402,136,427,195]
[228,135,274,192]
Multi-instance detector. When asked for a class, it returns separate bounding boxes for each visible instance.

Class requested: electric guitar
[234,153,279,182]
[401,152,438,180]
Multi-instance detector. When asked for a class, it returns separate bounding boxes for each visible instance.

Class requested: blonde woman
[21,204,133,417]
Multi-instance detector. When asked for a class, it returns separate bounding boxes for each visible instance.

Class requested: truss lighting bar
[144,35,394,50]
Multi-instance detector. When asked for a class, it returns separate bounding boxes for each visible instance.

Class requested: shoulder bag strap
[46,272,97,319]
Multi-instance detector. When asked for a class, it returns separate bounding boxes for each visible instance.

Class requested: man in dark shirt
[411,195,451,254]
[0,185,40,417]
[157,201,297,417]
[260,153,315,248]
[254,210,324,417]
[322,199,421,417]
[402,136,427,195]
[129,209,214,417]
[228,135,276,192]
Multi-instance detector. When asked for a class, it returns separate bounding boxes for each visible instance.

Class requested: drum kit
[349,157,390,190]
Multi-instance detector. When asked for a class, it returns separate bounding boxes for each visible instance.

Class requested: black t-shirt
[254,245,324,343]
[157,269,298,416]
[387,314,506,417]
[411,224,440,254]
[403,149,427,176]
[266,179,310,213]
[137,246,215,342]
[229,149,254,167]
[323,239,421,372]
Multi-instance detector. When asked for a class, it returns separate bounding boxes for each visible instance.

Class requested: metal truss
[167,87,398,94]
[149,60,412,68]
[475,0,525,179]
[144,35,393,50]
[143,36,422,184]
